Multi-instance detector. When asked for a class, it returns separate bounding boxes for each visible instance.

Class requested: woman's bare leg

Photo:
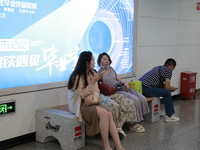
[107,111,124,150]
[96,106,112,149]
[119,121,125,128]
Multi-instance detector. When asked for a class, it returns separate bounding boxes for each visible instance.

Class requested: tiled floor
[6,90,200,150]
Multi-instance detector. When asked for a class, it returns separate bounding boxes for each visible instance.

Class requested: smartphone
[99,66,105,75]
[99,70,105,75]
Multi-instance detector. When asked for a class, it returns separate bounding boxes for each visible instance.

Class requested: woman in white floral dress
[100,93,137,139]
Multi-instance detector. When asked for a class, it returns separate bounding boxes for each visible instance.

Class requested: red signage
[74,126,82,137]
[154,104,158,113]
[197,0,200,10]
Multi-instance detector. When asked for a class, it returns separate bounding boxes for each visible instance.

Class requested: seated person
[97,52,150,132]
[100,93,137,139]
[139,58,179,122]
[68,51,124,150]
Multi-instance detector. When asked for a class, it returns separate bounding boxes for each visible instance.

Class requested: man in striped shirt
[139,58,179,122]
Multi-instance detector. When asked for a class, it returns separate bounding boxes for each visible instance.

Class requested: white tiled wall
[180,0,200,21]
[179,21,200,45]
[138,0,180,19]
[137,17,179,46]
[135,0,200,90]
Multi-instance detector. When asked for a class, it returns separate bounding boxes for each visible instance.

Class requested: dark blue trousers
[142,85,175,116]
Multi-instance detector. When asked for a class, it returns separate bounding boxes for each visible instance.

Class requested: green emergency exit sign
[0,100,15,115]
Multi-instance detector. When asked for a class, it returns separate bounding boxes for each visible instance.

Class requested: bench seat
[35,104,85,150]
[144,97,160,123]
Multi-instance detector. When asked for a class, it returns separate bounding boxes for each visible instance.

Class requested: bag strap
[159,66,164,87]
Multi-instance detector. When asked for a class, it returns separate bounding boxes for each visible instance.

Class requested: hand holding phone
[99,70,105,75]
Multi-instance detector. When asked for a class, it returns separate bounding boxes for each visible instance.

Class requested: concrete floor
[6,90,200,150]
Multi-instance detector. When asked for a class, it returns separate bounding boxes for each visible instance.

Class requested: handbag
[98,82,117,96]
[128,80,142,94]
[114,82,127,91]
[88,97,102,106]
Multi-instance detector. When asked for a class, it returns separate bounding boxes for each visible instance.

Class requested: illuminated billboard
[0,0,134,89]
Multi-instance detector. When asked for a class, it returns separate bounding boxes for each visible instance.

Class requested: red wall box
[197,0,200,10]
[180,71,197,100]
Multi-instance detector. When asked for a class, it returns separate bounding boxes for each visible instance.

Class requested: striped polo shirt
[139,65,172,88]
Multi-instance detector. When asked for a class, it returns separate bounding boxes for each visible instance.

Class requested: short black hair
[164,58,176,67]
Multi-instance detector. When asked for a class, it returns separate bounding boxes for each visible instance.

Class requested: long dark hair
[68,51,93,90]
[97,52,112,67]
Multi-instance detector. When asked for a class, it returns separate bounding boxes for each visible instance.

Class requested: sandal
[103,147,112,150]
[129,124,145,133]
[114,146,124,150]
[117,128,127,140]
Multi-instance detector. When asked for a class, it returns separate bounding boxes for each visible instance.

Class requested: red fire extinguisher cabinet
[180,71,197,100]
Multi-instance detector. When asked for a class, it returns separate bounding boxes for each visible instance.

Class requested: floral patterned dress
[100,93,137,128]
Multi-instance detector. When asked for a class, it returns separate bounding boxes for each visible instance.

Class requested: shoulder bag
[98,82,117,96]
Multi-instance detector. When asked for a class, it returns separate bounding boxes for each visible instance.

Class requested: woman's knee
[107,111,114,120]
[97,107,109,118]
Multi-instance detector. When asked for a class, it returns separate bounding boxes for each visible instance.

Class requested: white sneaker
[164,115,180,122]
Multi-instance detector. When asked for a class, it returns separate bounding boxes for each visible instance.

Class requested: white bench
[35,104,85,150]
[144,97,160,123]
